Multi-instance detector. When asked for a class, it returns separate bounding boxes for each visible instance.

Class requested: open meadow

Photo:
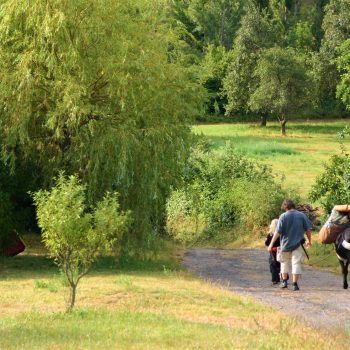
[0,235,349,350]
[193,120,350,199]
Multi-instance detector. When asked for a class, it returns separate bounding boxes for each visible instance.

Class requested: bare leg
[293,274,300,283]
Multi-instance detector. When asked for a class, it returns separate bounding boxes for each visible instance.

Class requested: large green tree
[248,47,311,135]
[223,4,283,126]
[0,0,204,254]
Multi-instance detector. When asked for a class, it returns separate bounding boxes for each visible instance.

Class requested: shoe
[280,280,288,289]
[272,281,279,285]
[293,283,300,291]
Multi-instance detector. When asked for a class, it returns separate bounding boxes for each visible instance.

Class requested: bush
[166,189,206,244]
[32,173,131,310]
[166,144,293,244]
[309,152,350,212]
[310,129,350,212]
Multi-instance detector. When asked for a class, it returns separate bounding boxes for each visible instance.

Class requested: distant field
[193,120,350,200]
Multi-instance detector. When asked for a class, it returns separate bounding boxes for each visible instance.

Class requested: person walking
[265,219,281,284]
[267,199,312,291]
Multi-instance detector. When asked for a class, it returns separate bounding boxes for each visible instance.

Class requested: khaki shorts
[277,246,305,275]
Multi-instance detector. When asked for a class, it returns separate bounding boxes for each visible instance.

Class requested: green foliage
[309,152,350,212]
[0,0,205,254]
[315,0,350,112]
[186,0,243,49]
[166,144,290,243]
[335,39,350,110]
[200,45,231,115]
[248,47,312,134]
[223,4,283,118]
[309,127,350,211]
[32,173,130,310]
[288,21,315,51]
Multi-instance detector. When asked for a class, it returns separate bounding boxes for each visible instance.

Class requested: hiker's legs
[291,247,304,284]
[270,253,280,282]
[280,251,291,280]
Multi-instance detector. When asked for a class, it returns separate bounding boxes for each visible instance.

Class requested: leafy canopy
[0,0,205,252]
[248,46,311,133]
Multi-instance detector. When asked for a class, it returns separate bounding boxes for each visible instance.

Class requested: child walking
[265,219,280,284]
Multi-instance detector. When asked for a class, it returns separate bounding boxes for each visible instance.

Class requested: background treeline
[168,0,350,131]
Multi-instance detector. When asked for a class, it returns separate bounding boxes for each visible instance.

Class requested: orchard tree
[224,4,283,126]
[0,0,205,254]
[32,174,130,311]
[248,47,311,136]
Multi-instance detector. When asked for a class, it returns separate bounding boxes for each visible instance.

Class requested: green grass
[1,308,348,350]
[1,234,349,349]
[193,120,350,199]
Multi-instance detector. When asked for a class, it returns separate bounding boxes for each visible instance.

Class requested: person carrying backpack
[267,199,312,291]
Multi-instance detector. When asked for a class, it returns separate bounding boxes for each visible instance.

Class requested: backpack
[318,208,350,244]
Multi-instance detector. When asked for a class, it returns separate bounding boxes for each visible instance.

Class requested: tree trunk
[283,5,288,33]
[67,284,77,311]
[260,113,268,127]
[294,0,301,16]
[280,119,287,136]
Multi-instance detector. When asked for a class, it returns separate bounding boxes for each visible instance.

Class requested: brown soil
[183,248,350,331]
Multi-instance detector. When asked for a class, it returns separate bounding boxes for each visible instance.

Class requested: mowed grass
[1,235,349,349]
[193,120,350,199]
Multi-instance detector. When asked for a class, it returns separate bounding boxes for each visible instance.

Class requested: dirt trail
[183,248,350,330]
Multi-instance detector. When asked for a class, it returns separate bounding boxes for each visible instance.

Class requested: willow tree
[0,0,204,254]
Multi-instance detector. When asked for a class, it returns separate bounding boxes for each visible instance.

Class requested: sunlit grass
[1,234,349,349]
[193,120,350,199]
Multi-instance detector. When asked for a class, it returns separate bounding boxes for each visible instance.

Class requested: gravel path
[183,248,350,330]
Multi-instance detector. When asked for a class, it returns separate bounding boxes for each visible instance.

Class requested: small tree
[32,174,130,311]
[248,47,310,136]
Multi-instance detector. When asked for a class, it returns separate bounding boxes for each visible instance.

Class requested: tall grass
[193,120,350,199]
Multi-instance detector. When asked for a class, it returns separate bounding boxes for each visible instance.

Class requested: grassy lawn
[1,235,349,349]
[193,120,350,199]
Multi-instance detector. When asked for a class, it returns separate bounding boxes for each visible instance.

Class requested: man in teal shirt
[268,199,312,291]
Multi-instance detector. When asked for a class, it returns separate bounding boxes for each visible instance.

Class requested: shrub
[309,153,350,212]
[166,144,292,244]
[309,129,350,212]
[32,173,130,311]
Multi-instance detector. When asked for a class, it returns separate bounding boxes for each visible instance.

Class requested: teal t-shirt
[276,210,312,252]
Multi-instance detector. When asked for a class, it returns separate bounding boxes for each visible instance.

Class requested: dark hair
[281,199,295,211]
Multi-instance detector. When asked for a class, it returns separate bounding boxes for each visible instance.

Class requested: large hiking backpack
[318,205,350,244]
